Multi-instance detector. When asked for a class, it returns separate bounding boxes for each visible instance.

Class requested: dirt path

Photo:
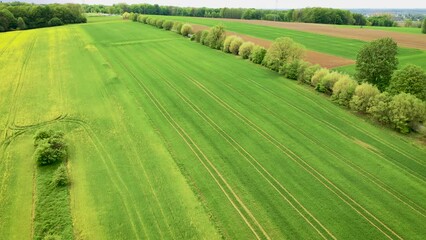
[192,24,355,68]
[219,19,426,50]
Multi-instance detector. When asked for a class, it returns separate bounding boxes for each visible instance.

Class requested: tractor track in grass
[144,60,337,240]
[247,79,426,183]
[0,32,22,58]
[169,64,404,239]
[115,57,271,240]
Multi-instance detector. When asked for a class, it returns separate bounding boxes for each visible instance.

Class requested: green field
[335,24,423,34]
[0,17,425,239]
[150,15,426,73]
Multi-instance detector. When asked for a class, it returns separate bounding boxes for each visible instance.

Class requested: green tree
[17,17,27,30]
[229,37,243,55]
[316,71,341,94]
[422,18,426,34]
[388,93,426,133]
[298,64,321,84]
[180,23,193,37]
[205,24,226,49]
[355,37,398,91]
[172,21,183,33]
[193,30,203,42]
[310,68,329,87]
[200,30,209,45]
[262,37,305,72]
[249,45,267,64]
[238,41,255,59]
[387,64,426,101]
[331,75,358,107]
[367,92,392,124]
[48,17,63,26]
[0,9,17,31]
[279,60,310,80]
[162,20,173,30]
[223,35,237,53]
[350,83,380,113]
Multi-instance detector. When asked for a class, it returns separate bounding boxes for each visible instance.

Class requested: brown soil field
[192,24,355,68]
[221,19,426,50]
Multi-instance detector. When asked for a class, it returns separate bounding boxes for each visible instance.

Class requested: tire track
[144,61,336,240]
[115,58,271,240]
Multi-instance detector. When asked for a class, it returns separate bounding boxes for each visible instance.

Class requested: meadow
[151,15,426,73]
[0,16,425,239]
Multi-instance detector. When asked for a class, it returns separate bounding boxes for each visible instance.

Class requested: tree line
[0,2,86,32]
[127,13,426,135]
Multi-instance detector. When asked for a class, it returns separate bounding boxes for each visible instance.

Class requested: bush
[172,21,183,33]
[34,129,55,146]
[193,31,203,42]
[162,20,173,30]
[156,19,164,28]
[148,18,157,26]
[331,75,358,107]
[388,93,426,133]
[48,17,63,27]
[298,64,321,84]
[122,12,130,20]
[180,24,193,37]
[249,46,267,64]
[316,71,341,94]
[310,68,329,87]
[223,35,237,53]
[350,83,380,113]
[52,165,69,187]
[367,92,393,124]
[131,13,138,22]
[356,37,398,91]
[238,42,255,59]
[33,130,67,166]
[205,25,226,49]
[387,64,426,101]
[229,37,244,55]
[262,37,305,72]
[280,60,310,80]
[200,30,209,45]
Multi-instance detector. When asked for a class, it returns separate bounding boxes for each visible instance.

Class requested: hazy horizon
[2,0,426,9]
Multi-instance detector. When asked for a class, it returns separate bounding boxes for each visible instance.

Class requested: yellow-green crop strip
[0,16,425,239]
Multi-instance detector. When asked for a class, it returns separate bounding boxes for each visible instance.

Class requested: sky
[2,0,426,9]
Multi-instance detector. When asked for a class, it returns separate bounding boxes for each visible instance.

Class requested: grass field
[0,16,425,239]
[335,24,423,34]
[150,15,426,73]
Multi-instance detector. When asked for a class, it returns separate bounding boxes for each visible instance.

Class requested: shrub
[131,13,138,22]
[180,24,193,37]
[52,165,69,187]
[223,35,237,53]
[387,64,426,101]
[331,75,358,107]
[310,68,329,88]
[122,12,130,20]
[298,64,321,84]
[34,129,54,146]
[205,25,226,49]
[156,19,164,28]
[200,30,209,45]
[162,20,173,30]
[350,83,380,113]
[355,37,398,91]
[280,60,310,80]
[238,42,255,59]
[34,142,67,166]
[229,37,244,55]
[388,93,426,133]
[148,18,157,26]
[262,37,305,72]
[48,17,63,27]
[367,92,393,124]
[172,21,183,33]
[316,71,341,94]
[193,31,203,42]
[249,45,267,64]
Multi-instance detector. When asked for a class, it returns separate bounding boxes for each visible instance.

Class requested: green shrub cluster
[34,130,67,166]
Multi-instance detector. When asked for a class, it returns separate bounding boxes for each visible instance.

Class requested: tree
[162,20,173,30]
[205,24,226,49]
[310,68,329,87]
[48,17,63,26]
[355,37,398,91]
[316,71,341,94]
[0,9,17,31]
[238,41,255,59]
[298,64,321,84]
[262,37,305,72]
[353,13,366,26]
[193,30,203,42]
[387,64,426,101]
[422,18,426,34]
[172,21,183,33]
[367,92,392,124]
[388,93,426,133]
[200,30,209,45]
[350,83,380,113]
[17,17,26,30]
[279,60,310,80]
[180,24,193,37]
[122,12,130,19]
[229,37,243,55]
[249,45,267,64]
[331,75,358,107]
[223,35,237,53]
[156,19,165,28]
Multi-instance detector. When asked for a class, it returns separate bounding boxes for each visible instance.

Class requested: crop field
[152,15,426,74]
[0,16,425,239]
